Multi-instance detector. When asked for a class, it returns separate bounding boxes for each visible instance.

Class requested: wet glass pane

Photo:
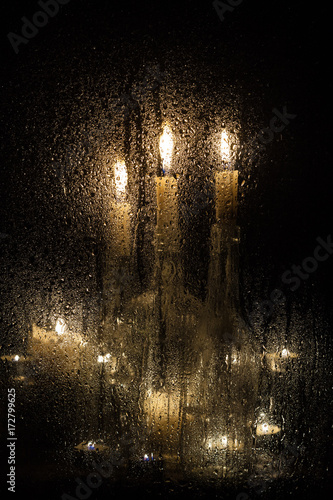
[1,1,332,499]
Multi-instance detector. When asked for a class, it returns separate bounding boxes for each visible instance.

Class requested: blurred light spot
[160,124,174,174]
[55,318,66,335]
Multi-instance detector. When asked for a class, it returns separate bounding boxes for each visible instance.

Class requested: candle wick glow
[220,130,232,168]
[55,318,66,335]
[159,125,174,175]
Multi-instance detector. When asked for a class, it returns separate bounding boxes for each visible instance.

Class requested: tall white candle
[156,124,179,253]
[215,131,238,222]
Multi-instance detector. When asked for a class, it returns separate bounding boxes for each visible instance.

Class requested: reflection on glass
[1,118,314,496]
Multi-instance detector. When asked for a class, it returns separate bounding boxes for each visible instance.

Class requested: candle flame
[159,125,174,174]
[221,435,228,448]
[87,441,95,450]
[98,353,111,363]
[55,318,66,335]
[114,160,128,196]
[256,423,281,436]
[221,130,232,163]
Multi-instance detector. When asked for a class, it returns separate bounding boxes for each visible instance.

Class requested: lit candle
[281,348,298,359]
[155,124,179,253]
[97,353,111,363]
[113,160,131,257]
[256,423,281,436]
[55,317,66,335]
[215,131,238,223]
[221,435,228,448]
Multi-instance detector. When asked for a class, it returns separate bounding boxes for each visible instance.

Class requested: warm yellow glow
[144,388,180,434]
[159,124,174,174]
[31,323,85,347]
[205,434,242,451]
[74,440,111,453]
[221,435,228,448]
[265,349,298,372]
[14,355,20,362]
[98,353,111,363]
[256,423,281,436]
[280,349,298,359]
[221,130,232,162]
[55,318,66,335]
[114,160,128,196]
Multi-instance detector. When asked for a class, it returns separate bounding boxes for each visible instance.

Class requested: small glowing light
[281,348,289,358]
[221,130,232,163]
[256,423,281,436]
[159,124,174,174]
[221,436,228,448]
[98,354,111,363]
[87,441,95,450]
[55,318,66,335]
[114,160,128,196]
[144,453,149,461]
[13,355,20,362]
